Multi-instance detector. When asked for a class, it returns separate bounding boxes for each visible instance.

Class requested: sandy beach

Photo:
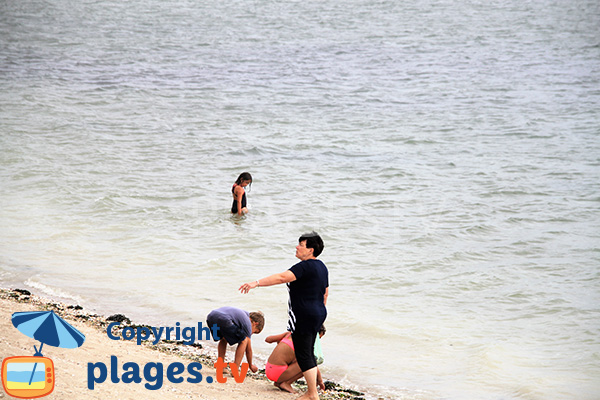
[0,289,367,400]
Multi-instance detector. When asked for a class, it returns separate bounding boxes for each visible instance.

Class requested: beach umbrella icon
[11,310,86,385]
[12,310,86,355]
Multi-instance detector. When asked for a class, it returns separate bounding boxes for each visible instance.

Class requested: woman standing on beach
[240,232,329,400]
[232,172,252,216]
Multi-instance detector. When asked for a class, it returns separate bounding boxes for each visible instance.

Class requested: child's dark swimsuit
[231,184,247,214]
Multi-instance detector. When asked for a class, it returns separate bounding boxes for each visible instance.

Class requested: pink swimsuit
[265,335,295,382]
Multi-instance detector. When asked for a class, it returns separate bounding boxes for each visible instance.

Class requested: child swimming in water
[231,172,252,216]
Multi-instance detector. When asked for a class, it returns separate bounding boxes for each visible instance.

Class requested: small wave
[25,279,84,305]
[93,195,128,209]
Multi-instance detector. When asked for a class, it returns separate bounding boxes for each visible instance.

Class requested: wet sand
[0,288,368,400]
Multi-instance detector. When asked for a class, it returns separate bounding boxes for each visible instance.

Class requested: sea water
[1,0,599,399]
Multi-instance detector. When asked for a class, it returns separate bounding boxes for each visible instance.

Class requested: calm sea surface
[1,0,599,399]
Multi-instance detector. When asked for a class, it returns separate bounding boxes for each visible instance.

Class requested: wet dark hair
[319,324,326,336]
[299,231,324,257]
[235,172,252,191]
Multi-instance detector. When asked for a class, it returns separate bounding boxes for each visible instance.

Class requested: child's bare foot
[295,393,319,400]
[275,381,296,393]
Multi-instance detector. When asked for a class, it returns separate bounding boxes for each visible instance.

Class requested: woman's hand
[239,280,259,294]
[239,271,295,294]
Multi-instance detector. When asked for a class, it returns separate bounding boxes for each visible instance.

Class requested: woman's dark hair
[299,231,324,257]
[235,172,252,184]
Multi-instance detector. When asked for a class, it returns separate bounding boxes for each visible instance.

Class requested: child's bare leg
[217,338,228,361]
[276,362,302,393]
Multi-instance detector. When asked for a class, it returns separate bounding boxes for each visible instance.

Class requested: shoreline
[0,288,379,400]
